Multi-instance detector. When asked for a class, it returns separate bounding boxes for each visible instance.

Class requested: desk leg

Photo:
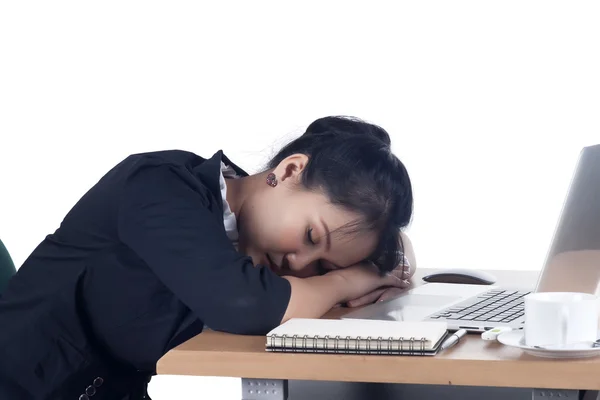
[532,389,598,399]
[241,378,288,400]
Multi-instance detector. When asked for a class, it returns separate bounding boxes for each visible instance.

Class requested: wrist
[325,273,352,303]
[329,266,381,303]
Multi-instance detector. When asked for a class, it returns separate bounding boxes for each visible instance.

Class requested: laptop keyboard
[429,289,530,323]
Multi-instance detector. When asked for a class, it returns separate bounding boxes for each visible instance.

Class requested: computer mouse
[422,268,497,285]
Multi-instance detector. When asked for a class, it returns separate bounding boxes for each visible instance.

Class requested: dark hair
[268,116,413,274]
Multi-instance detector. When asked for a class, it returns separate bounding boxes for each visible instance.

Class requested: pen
[440,329,467,351]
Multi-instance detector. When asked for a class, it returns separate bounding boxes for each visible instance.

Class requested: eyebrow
[319,218,346,270]
[320,217,332,252]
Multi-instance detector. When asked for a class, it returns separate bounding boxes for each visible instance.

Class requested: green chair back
[0,239,16,295]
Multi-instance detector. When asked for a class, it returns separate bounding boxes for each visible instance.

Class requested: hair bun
[304,116,391,147]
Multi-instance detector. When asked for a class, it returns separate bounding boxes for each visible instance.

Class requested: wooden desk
[157,269,600,399]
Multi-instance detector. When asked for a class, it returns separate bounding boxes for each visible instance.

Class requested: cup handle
[560,305,569,346]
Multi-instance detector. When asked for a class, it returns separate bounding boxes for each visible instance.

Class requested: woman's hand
[346,232,417,308]
[346,260,412,307]
[328,262,407,304]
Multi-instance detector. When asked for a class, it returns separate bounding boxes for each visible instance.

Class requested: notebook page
[267,318,448,343]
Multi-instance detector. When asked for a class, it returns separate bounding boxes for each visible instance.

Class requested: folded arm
[118,162,400,335]
[346,231,417,307]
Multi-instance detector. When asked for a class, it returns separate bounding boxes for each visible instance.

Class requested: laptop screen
[536,144,600,294]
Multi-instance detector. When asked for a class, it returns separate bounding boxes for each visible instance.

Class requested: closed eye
[307,227,327,274]
[307,227,317,245]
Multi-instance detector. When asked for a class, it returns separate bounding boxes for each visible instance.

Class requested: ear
[274,154,309,184]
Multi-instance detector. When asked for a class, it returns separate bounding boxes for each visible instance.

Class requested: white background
[1,1,599,399]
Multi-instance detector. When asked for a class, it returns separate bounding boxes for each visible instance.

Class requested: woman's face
[236,155,378,278]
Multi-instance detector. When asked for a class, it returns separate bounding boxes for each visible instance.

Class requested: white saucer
[497,330,600,359]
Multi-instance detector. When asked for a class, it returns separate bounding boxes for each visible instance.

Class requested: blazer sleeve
[117,161,291,335]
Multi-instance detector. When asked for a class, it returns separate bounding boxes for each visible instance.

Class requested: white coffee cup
[524,292,599,348]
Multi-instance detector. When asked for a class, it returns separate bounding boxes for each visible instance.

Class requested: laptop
[343,144,600,332]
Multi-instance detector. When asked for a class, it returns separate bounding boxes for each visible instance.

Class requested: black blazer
[0,150,291,400]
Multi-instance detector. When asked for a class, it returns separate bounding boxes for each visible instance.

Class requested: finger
[391,278,411,289]
[390,265,411,280]
[377,288,406,303]
[388,268,403,279]
[401,262,411,279]
[388,258,411,279]
[347,288,386,308]
[399,255,411,278]
[384,273,411,289]
[347,289,384,308]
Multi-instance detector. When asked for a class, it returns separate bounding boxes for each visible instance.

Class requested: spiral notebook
[266,318,449,356]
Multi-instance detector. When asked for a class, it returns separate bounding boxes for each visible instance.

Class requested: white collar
[219,161,240,244]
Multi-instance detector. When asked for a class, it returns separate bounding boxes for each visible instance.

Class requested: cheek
[240,210,274,248]
[251,223,299,255]
[277,223,302,249]
[238,190,309,256]
[239,201,294,250]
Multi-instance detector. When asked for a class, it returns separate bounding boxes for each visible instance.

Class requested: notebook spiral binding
[267,334,428,356]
